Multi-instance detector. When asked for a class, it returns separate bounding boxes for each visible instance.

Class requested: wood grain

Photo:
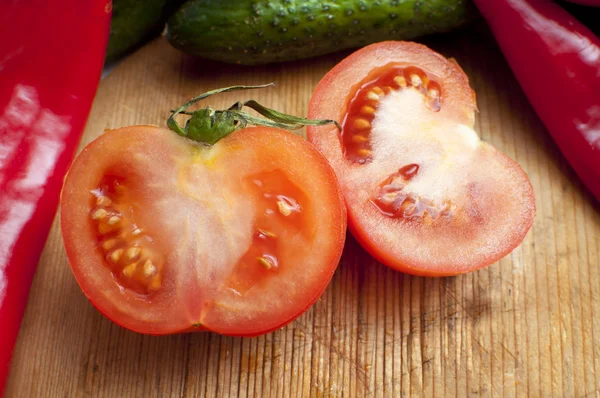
[6,24,600,397]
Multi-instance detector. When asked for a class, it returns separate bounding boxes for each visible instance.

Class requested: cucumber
[166,0,476,65]
[107,0,184,63]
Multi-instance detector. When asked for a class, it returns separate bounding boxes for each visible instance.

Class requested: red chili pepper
[473,0,600,201]
[0,1,110,393]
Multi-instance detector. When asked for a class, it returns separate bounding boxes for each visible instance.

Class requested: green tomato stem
[167,83,340,145]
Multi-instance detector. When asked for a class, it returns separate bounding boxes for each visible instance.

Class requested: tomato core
[341,64,442,164]
[370,163,454,221]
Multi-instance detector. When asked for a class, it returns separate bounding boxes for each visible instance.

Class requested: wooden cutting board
[6,23,600,397]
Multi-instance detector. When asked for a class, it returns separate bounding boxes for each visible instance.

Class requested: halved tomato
[61,125,346,335]
[307,41,535,276]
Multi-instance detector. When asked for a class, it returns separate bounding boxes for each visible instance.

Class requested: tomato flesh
[61,126,346,335]
[307,41,535,276]
[223,169,309,296]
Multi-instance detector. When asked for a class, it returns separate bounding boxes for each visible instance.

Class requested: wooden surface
[6,24,600,397]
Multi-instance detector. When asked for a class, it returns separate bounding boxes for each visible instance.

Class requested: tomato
[307,41,535,276]
[61,125,346,335]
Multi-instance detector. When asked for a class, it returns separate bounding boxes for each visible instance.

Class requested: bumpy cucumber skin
[166,0,474,65]
[107,0,184,62]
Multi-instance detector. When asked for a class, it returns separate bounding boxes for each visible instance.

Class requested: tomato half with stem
[307,41,535,276]
[61,124,346,335]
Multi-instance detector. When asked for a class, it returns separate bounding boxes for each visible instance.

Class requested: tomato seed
[91,208,108,220]
[126,247,141,260]
[122,263,137,278]
[257,256,273,270]
[110,248,124,263]
[394,75,407,88]
[257,229,276,238]
[361,105,375,115]
[96,196,112,207]
[366,91,380,101]
[107,215,121,225]
[352,134,368,143]
[371,86,384,95]
[410,74,422,87]
[143,260,157,278]
[353,118,371,130]
[102,239,117,250]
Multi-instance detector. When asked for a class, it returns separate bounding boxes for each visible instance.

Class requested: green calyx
[167,84,340,145]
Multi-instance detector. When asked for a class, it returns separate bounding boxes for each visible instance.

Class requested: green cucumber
[107,0,184,63]
[166,0,476,65]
